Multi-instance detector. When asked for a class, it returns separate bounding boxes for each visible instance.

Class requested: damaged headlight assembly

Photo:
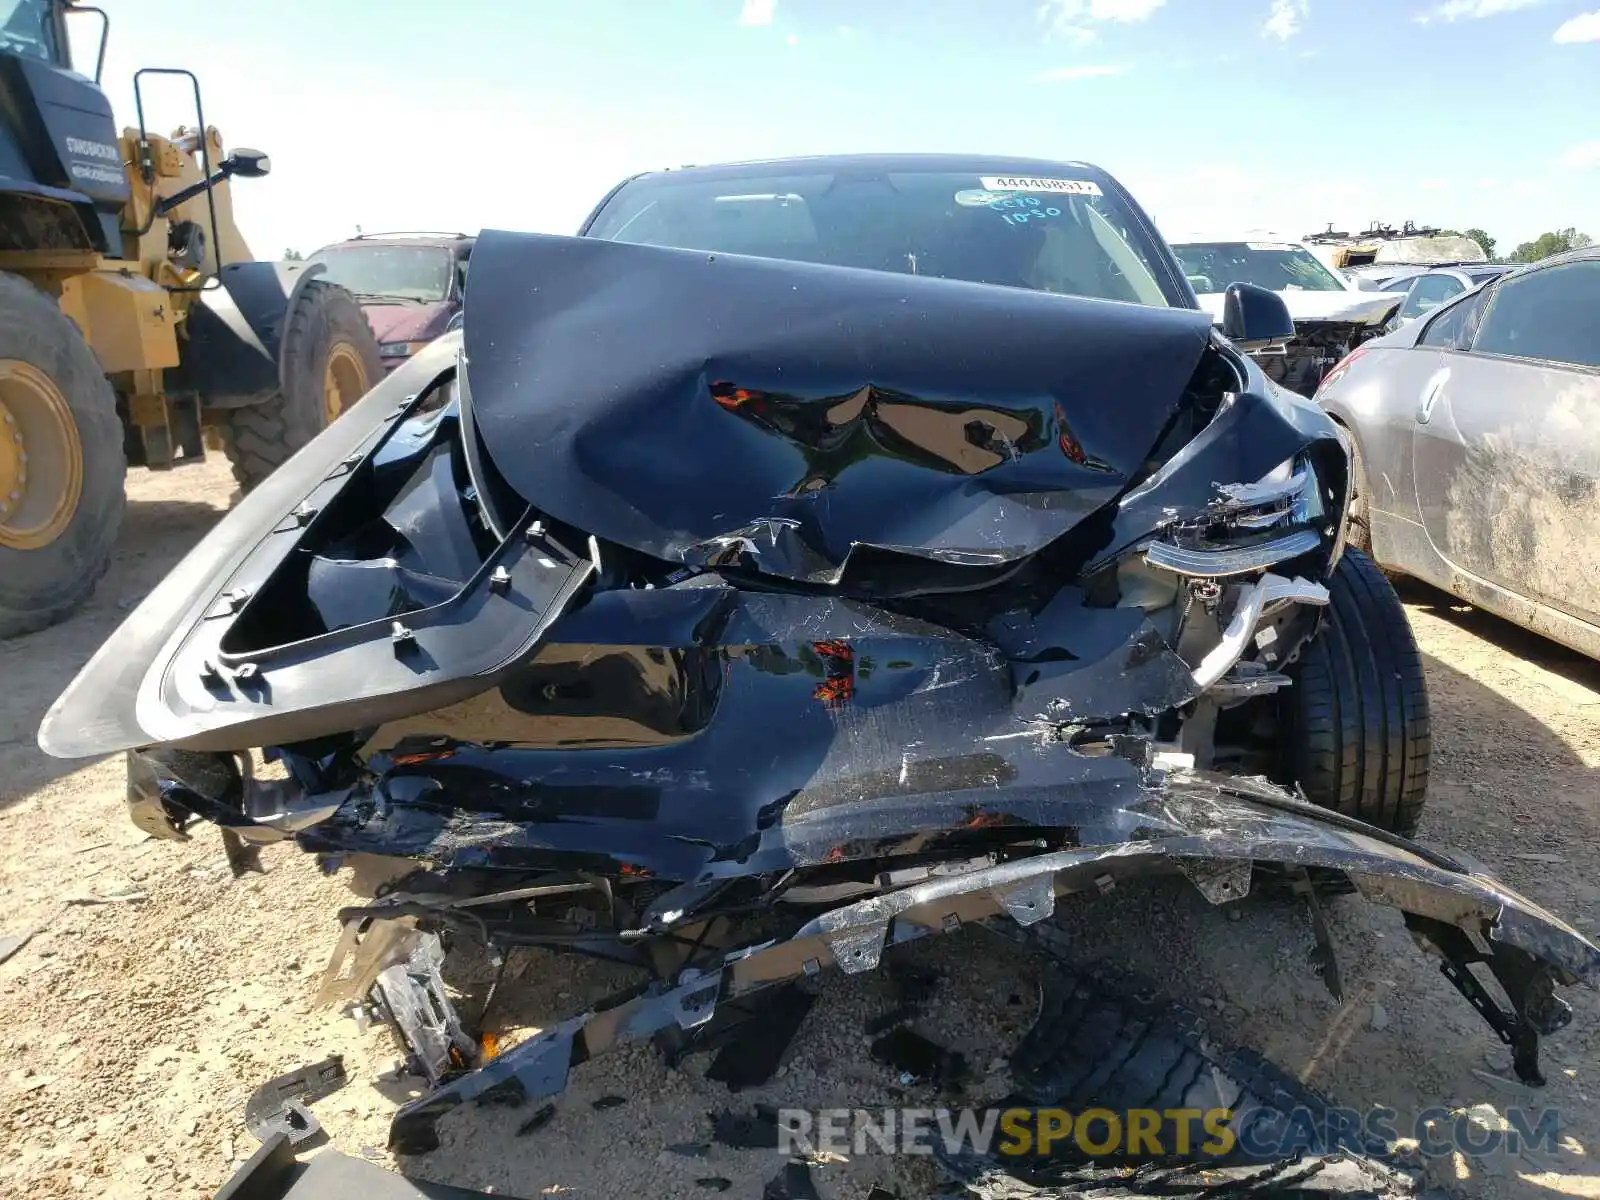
[1130,452,1339,697]
[34,223,1598,1159]
[1145,453,1330,577]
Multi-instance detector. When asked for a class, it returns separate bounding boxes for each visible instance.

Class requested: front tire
[1282,548,1430,836]
[0,272,126,639]
[215,280,382,492]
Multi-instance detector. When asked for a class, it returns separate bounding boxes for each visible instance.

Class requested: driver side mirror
[222,148,272,179]
[1221,282,1294,352]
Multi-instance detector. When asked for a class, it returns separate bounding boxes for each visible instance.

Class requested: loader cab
[0,0,128,256]
[0,0,69,68]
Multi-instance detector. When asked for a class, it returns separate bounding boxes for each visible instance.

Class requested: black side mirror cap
[1220,282,1295,351]
[223,148,272,179]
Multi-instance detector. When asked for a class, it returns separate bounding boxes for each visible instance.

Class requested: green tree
[1461,228,1496,260]
[1508,227,1593,264]
[283,247,304,260]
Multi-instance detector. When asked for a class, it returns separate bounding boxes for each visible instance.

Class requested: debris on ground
[761,1160,821,1200]
[63,891,148,907]
[512,1104,556,1138]
[0,927,36,966]
[710,1106,783,1150]
[243,1055,350,1148]
[705,985,817,1091]
[868,1027,969,1091]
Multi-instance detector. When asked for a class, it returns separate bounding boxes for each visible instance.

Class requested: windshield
[1170,242,1347,294]
[0,0,61,63]
[585,168,1179,308]
[309,245,454,303]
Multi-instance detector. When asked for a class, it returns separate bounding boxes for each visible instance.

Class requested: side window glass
[1401,274,1464,319]
[1396,280,1426,319]
[1473,260,1600,368]
[1418,288,1488,349]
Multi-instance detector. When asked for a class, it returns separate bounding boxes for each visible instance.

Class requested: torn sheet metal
[285,583,1204,882]
[371,771,1599,1155]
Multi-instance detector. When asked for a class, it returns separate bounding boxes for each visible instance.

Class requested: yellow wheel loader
[0,1,383,637]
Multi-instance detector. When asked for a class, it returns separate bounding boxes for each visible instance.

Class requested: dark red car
[307,232,474,371]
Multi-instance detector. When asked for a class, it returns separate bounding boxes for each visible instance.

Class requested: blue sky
[69,0,1599,259]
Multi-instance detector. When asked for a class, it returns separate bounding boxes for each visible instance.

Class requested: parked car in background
[1348,264,1488,292]
[1314,246,1600,661]
[1378,264,1519,328]
[308,232,475,371]
[1169,232,1405,396]
[1302,222,1489,287]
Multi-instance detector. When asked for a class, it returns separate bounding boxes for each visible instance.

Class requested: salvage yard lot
[1,460,1597,1200]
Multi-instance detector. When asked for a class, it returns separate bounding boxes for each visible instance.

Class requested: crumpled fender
[37,337,472,759]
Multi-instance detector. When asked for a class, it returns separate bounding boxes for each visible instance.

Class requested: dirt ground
[1,459,1597,1200]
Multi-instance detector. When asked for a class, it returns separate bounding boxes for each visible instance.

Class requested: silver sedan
[1313,246,1600,660]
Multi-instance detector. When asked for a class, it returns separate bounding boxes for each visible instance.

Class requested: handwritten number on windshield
[989,196,1061,225]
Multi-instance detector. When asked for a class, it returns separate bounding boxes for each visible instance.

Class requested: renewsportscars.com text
[775,1105,1562,1160]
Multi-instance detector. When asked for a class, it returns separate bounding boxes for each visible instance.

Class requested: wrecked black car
[38,155,1599,1157]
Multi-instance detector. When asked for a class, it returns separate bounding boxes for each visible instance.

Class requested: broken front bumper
[309,772,1598,1156]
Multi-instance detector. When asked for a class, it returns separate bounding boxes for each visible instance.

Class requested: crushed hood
[462,230,1217,584]
[1196,289,1404,328]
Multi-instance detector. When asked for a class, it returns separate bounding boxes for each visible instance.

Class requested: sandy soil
[1,459,1597,1200]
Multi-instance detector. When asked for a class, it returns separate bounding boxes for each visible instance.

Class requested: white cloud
[1037,0,1167,45]
[1553,9,1600,40]
[1088,0,1167,14]
[1037,64,1125,79]
[737,0,775,27]
[1414,0,1540,24]
[1558,141,1600,169]
[1264,0,1309,39]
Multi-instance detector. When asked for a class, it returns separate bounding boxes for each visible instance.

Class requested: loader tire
[0,271,125,639]
[214,280,382,493]
[1282,548,1430,837]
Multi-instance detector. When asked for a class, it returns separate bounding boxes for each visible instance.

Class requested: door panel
[1344,346,1444,527]
[1413,356,1600,626]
